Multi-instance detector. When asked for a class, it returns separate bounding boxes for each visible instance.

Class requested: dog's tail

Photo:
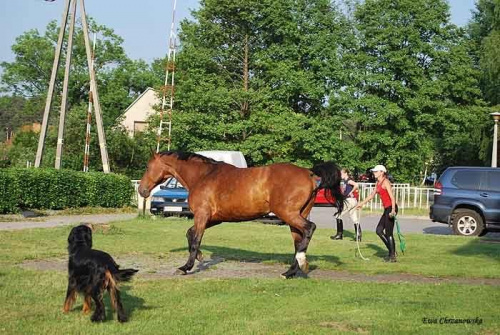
[114,268,139,282]
[105,269,138,323]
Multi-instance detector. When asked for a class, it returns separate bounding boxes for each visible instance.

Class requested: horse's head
[138,152,173,198]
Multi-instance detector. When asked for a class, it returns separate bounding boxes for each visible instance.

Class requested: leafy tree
[343,0,487,181]
[1,18,160,174]
[0,19,161,125]
[166,0,357,167]
[469,0,500,105]
[0,96,26,142]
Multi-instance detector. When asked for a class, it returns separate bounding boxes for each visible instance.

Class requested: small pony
[63,224,138,322]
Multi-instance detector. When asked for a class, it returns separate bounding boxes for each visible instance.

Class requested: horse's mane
[159,151,224,165]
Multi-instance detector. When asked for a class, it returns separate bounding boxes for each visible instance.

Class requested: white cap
[371,165,387,173]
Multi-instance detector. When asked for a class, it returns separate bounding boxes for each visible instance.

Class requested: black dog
[64,224,138,322]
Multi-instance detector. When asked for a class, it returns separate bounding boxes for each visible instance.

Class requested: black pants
[376,205,398,253]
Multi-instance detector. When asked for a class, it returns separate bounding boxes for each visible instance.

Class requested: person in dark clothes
[331,168,361,241]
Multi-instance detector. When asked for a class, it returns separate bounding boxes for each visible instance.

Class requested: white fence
[131,180,140,207]
[358,183,435,212]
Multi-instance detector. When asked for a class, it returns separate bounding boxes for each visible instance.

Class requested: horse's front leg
[186,226,204,262]
[176,213,209,275]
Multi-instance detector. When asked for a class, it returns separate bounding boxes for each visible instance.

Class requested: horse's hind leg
[295,217,316,274]
[281,214,316,278]
[281,226,301,279]
[176,213,210,275]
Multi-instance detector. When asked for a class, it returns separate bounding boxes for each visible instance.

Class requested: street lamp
[491,112,500,168]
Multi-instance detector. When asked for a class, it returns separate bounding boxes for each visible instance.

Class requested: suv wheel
[451,209,484,236]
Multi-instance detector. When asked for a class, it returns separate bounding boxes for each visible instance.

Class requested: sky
[0,0,477,67]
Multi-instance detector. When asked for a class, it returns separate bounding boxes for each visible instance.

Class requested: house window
[133,121,147,136]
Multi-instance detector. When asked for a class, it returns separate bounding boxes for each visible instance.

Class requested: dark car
[430,167,500,236]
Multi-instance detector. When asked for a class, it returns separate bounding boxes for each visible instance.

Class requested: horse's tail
[310,161,345,216]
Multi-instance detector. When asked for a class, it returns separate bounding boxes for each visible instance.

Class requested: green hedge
[0,169,20,213]
[0,168,134,214]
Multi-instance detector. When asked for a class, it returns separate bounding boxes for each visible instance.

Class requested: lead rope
[395,215,406,254]
[355,208,369,261]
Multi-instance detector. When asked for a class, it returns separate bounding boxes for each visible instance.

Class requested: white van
[196,150,248,168]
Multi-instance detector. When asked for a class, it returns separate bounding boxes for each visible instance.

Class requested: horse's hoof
[196,251,203,262]
[280,271,296,279]
[174,268,187,275]
[299,261,309,274]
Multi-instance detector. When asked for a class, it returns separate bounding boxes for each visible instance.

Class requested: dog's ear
[68,228,76,246]
[84,226,93,249]
[84,223,95,232]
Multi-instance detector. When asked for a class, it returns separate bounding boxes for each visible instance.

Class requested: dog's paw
[91,312,105,322]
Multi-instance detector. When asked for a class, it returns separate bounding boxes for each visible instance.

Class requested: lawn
[1,217,499,334]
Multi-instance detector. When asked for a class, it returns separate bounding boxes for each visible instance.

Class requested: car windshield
[165,178,185,189]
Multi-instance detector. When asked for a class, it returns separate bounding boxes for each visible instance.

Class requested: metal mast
[156,0,178,153]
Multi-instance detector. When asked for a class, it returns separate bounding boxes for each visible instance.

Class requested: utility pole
[80,0,109,172]
[35,0,71,168]
[35,0,110,172]
[491,112,500,168]
[55,0,77,169]
[83,34,96,172]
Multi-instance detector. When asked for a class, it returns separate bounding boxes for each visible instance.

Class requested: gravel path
[0,213,137,230]
[20,255,500,286]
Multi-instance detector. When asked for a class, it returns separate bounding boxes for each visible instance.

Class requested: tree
[1,18,160,174]
[343,0,488,181]
[166,0,357,167]
[469,0,500,105]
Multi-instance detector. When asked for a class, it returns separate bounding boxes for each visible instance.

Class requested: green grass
[1,217,499,334]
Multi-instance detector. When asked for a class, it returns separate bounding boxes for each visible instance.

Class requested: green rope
[395,216,406,254]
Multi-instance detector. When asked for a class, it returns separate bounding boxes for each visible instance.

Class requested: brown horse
[138,151,344,279]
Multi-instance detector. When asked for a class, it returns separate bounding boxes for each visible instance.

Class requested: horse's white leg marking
[296,252,306,268]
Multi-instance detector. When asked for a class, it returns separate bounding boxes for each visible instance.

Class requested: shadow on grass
[72,286,148,322]
[121,286,149,319]
[342,230,357,241]
[423,226,452,235]
[453,237,500,263]
[365,243,387,259]
[170,244,342,267]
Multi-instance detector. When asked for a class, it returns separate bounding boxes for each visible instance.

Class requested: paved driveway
[1,209,498,238]
[309,207,500,237]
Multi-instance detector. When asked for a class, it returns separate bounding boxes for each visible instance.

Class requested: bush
[0,169,20,213]
[0,168,134,214]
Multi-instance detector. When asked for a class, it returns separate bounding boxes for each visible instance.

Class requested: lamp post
[491,112,500,168]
